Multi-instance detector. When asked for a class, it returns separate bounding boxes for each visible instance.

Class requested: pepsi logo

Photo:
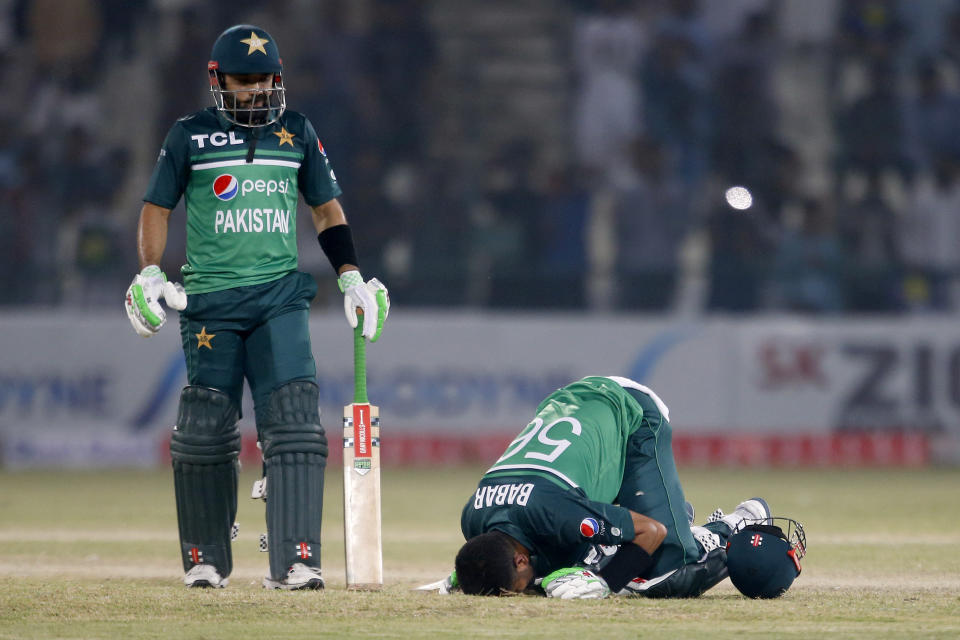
[580,517,600,538]
[213,174,239,201]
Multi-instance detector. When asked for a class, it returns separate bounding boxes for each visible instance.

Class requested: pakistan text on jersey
[473,482,535,509]
[215,209,291,234]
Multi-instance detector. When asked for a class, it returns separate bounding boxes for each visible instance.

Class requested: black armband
[597,543,654,592]
[317,224,359,274]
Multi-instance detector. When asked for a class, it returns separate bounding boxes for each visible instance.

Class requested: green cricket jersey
[461,377,655,576]
[144,107,342,294]
[486,376,646,502]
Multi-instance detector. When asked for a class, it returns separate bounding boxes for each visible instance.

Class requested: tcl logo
[191,132,245,148]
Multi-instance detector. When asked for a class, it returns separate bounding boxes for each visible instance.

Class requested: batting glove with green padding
[124,265,187,337]
[539,567,610,599]
[339,270,390,342]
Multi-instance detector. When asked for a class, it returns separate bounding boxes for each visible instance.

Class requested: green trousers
[617,388,702,577]
[178,271,318,426]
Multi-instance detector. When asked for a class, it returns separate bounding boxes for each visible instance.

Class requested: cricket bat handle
[354,314,368,404]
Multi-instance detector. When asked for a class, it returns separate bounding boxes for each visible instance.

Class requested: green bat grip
[354,311,368,404]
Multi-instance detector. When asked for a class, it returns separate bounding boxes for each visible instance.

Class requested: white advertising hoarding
[0,311,956,466]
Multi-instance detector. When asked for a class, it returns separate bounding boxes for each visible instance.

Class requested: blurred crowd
[571,0,960,314]
[2,0,960,314]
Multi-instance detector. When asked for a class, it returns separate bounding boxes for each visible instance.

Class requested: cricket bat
[343,313,383,590]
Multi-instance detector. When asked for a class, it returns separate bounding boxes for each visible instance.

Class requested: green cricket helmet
[726,518,807,599]
[208,24,286,127]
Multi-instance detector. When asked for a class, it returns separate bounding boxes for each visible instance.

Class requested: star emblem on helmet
[240,31,269,56]
[273,127,295,147]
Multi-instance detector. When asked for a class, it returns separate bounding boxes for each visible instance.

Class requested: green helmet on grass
[207,24,286,127]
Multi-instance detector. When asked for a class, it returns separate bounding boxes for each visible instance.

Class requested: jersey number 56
[496,417,583,464]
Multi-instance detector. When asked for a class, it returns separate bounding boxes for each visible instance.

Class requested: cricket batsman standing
[124,24,389,590]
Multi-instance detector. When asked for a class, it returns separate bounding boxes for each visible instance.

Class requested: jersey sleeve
[524,489,635,551]
[299,117,343,206]
[143,122,190,209]
[554,494,636,547]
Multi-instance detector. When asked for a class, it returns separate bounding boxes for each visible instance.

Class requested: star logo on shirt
[273,127,295,147]
[196,326,216,350]
[240,32,269,56]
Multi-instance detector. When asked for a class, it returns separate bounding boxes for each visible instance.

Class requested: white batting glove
[124,265,187,337]
[413,571,460,595]
[339,270,390,342]
[539,568,610,599]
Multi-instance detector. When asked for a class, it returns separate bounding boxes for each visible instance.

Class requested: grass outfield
[0,466,958,639]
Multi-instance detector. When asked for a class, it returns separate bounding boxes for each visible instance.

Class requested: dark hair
[454,532,518,596]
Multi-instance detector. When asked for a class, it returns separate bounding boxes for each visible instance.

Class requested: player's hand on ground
[539,567,610,599]
[339,270,390,342]
[125,265,187,337]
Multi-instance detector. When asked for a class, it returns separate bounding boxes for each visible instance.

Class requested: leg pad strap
[260,380,328,458]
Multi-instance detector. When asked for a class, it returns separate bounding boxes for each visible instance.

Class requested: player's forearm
[629,511,667,554]
[138,203,172,269]
[310,198,348,234]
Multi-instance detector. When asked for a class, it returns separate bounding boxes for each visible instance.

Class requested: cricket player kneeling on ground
[418,376,807,599]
